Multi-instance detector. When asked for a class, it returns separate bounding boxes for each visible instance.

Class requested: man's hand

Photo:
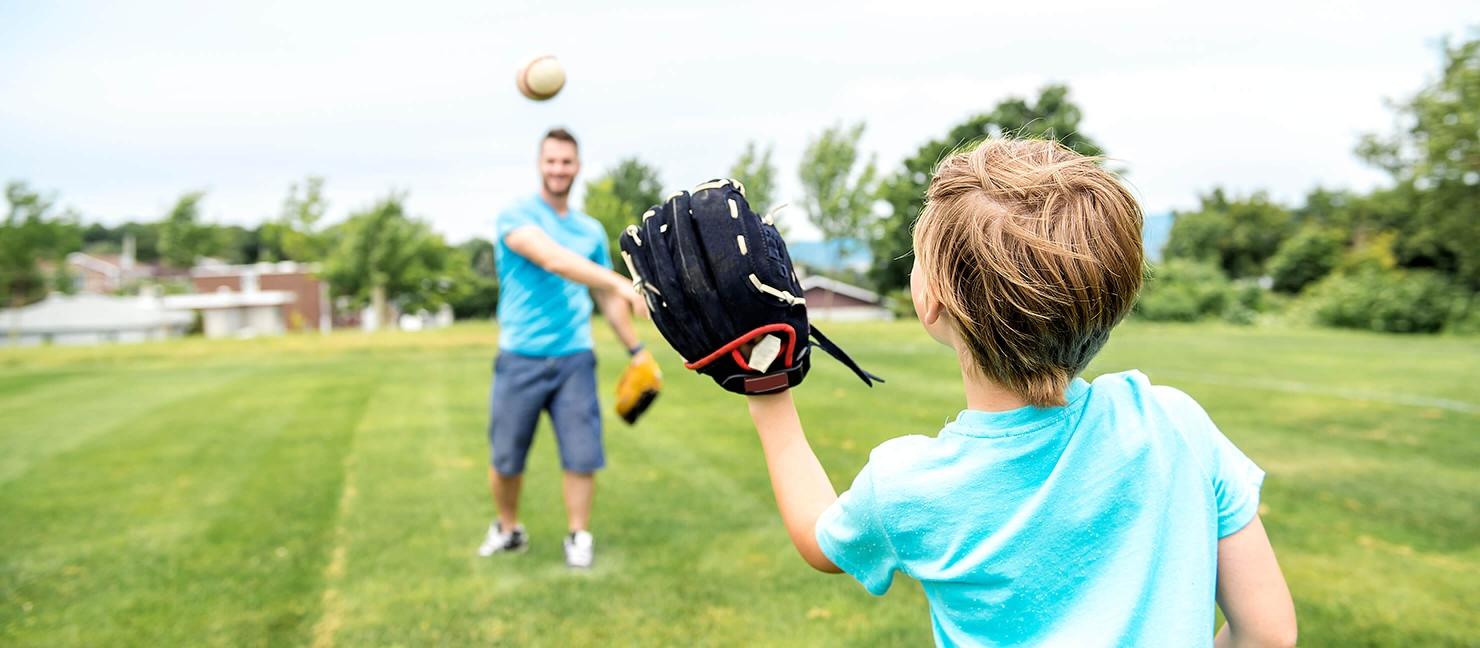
[615,349,662,424]
[615,281,650,320]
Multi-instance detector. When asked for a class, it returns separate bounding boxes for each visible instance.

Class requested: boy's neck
[957,347,1031,412]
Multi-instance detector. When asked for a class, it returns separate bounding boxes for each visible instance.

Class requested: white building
[0,293,194,347]
[163,286,296,339]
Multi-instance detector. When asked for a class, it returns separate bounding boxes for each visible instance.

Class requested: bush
[448,276,498,320]
[1134,259,1237,322]
[1221,280,1267,325]
[1267,225,1345,293]
[1447,300,1480,336]
[1304,268,1461,334]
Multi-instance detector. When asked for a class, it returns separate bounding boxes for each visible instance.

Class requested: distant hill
[1143,211,1173,261]
[787,238,872,272]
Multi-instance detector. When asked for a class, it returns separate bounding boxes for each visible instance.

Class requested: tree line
[4,31,1474,334]
[0,179,494,321]
[1143,34,1478,334]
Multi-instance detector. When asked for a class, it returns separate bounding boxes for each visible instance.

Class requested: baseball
[516,55,566,101]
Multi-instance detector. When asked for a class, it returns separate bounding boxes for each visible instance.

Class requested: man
[479,128,649,569]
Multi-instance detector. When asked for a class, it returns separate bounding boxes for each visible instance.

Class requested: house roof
[163,291,296,310]
[66,252,122,277]
[799,276,882,304]
[191,260,321,277]
[0,294,193,333]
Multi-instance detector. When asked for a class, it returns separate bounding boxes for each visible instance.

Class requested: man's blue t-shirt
[494,195,612,356]
[815,370,1265,647]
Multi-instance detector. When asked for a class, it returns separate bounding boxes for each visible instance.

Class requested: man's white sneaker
[478,521,529,556]
[564,530,594,569]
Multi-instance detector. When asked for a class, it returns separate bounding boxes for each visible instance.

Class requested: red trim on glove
[731,349,753,372]
[684,323,797,372]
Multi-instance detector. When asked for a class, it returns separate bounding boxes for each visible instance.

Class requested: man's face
[539,139,580,197]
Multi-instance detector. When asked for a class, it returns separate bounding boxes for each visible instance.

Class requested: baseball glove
[615,350,662,424]
[617,179,883,395]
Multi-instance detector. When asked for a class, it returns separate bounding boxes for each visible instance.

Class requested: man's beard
[543,177,572,197]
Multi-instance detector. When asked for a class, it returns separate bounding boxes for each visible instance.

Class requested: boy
[746,139,1297,646]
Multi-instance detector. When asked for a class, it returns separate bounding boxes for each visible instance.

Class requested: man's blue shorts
[488,349,605,476]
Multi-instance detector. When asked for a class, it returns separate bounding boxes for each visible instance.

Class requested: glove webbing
[809,326,885,387]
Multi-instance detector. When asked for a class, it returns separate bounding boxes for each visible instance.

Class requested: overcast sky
[1,1,1472,243]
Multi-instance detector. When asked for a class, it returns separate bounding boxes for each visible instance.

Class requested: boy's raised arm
[746,391,843,573]
[1214,515,1298,648]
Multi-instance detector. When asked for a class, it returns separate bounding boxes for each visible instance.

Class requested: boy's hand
[617,179,882,395]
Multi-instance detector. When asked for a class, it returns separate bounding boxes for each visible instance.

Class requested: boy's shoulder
[1087,369,1225,473]
[866,434,939,467]
[1086,370,1212,422]
[855,433,960,496]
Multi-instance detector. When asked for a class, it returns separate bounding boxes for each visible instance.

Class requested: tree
[211,225,258,264]
[1163,189,1295,279]
[323,193,469,329]
[261,176,329,262]
[871,84,1105,293]
[729,141,778,216]
[1358,33,1480,288]
[583,158,663,272]
[158,191,215,268]
[1,181,82,308]
[448,237,499,319]
[799,122,878,270]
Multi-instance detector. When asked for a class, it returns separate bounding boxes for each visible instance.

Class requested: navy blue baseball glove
[617,179,883,395]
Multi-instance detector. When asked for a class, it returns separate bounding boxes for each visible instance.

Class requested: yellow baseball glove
[616,349,662,424]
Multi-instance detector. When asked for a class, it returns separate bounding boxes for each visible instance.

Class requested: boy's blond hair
[913,138,1144,407]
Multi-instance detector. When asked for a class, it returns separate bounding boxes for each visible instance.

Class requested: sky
[0,1,1472,243]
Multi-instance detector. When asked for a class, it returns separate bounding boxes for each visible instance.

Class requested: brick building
[189,261,331,333]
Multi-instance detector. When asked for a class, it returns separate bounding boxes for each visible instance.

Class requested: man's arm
[746,391,843,573]
[594,286,642,351]
[504,225,648,321]
[1214,515,1298,648]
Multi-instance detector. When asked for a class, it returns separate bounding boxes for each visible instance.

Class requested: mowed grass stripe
[0,365,256,485]
[1,361,378,647]
[316,352,502,646]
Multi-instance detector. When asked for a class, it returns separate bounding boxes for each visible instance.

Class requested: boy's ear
[918,290,946,327]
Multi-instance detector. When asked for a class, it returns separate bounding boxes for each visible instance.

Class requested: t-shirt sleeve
[814,462,901,595]
[1209,423,1265,537]
[495,205,538,241]
[1155,385,1266,538]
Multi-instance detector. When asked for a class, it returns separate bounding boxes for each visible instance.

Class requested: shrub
[1135,259,1237,322]
[1304,268,1461,334]
[1267,226,1345,293]
[1221,280,1267,325]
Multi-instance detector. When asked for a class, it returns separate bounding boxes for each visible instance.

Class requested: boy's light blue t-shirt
[815,370,1265,647]
[494,195,612,357]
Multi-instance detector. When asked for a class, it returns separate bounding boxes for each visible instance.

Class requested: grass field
[2,320,1477,646]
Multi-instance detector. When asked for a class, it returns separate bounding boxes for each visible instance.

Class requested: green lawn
[2,321,1476,646]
